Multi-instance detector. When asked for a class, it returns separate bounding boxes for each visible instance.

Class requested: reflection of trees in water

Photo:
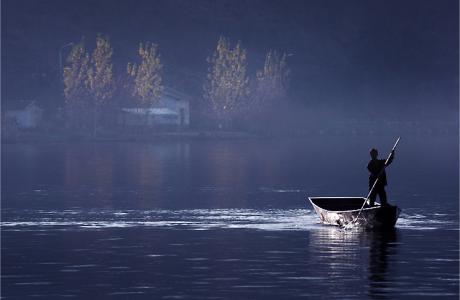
[367,228,398,300]
[63,143,192,207]
[64,144,114,204]
[129,142,190,206]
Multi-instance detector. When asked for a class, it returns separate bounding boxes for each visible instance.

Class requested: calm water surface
[2,136,459,299]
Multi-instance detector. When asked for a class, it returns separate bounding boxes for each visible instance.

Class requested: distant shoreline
[2,127,458,144]
[2,130,261,144]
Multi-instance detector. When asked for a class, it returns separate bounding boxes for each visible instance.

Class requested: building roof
[163,87,190,101]
[122,107,178,116]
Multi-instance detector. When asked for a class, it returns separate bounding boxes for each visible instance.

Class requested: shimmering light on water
[1,208,457,231]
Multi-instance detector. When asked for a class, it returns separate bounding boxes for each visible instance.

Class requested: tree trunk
[93,105,97,138]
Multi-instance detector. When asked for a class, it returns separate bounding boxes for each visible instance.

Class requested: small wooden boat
[308,197,401,228]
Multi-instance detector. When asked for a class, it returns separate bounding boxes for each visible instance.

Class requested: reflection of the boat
[367,228,398,300]
[308,227,399,299]
[309,227,364,274]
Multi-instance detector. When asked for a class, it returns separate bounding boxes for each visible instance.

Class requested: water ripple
[1,208,457,231]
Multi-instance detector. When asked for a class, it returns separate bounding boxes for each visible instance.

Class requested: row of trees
[204,37,290,128]
[63,36,163,132]
[63,35,289,132]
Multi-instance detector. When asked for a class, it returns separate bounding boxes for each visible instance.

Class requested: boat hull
[308,197,400,228]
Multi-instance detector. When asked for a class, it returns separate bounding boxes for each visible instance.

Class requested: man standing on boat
[367,148,395,206]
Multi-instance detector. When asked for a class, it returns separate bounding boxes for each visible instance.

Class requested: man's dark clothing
[368,184,387,206]
[367,153,393,206]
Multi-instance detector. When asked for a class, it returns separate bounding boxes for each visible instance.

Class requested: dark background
[2,0,459,123]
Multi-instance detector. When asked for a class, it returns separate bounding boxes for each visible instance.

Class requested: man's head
[370,148,378,159]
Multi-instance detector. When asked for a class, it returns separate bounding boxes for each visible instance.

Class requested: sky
[1,0,459,121]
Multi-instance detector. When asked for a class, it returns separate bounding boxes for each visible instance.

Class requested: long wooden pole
[349,137,401,226]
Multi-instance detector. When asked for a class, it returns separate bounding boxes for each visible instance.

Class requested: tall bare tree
[254,50,289,108]
[204,37,249,128]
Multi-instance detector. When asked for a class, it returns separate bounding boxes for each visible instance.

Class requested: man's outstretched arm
[385,150,395,166]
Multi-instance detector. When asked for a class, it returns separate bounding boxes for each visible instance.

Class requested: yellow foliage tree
[63,40,90,129]
[87,35,115,135]
[204,37,249,128]
[87,35,115,107]
[127,42,163,108]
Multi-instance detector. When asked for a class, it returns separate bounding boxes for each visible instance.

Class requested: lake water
[2,136,459,299]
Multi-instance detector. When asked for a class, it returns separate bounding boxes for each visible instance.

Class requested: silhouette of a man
[367,148,395,206]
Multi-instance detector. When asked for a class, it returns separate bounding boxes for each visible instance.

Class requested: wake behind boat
[308,197,401,228]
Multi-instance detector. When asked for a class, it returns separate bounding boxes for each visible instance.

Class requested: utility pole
[59,42,74,77]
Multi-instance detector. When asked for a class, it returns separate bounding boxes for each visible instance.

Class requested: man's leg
[379,188,388,206]
[368,188,377,206]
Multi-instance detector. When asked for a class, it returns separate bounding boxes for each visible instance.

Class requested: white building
[5,100,43,129]
[120,87,190,127]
